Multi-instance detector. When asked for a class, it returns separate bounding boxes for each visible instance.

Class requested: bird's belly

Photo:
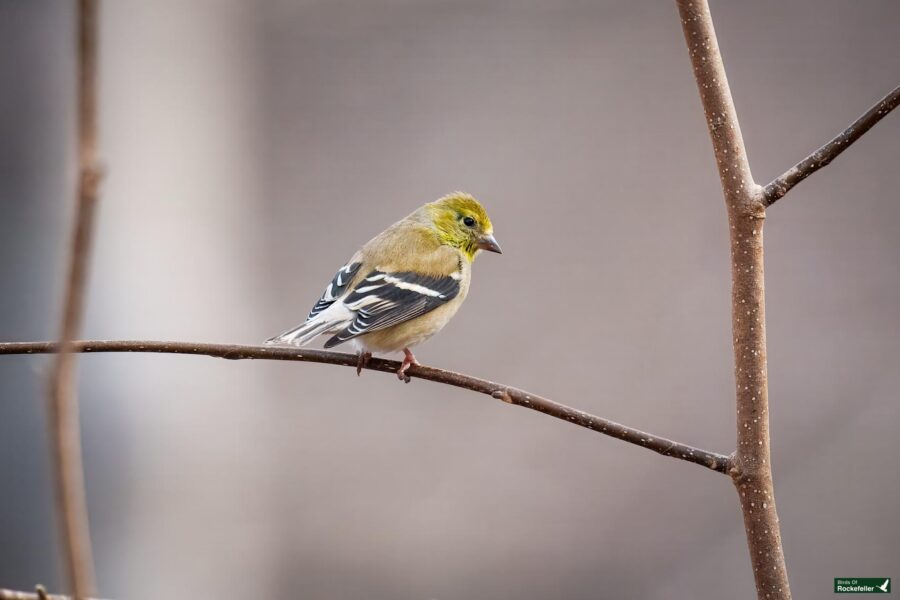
[357,297,463,353]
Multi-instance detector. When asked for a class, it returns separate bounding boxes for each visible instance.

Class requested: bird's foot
[397,348,420,383]
[356,351,372,376]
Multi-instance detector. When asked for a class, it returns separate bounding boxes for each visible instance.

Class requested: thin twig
[764,84,900,206]
[47,1,101,597]
[0,588,105,600]
[676,1,791,598]
[2,340,732,474]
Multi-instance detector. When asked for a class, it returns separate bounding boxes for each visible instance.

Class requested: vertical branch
[677,0,755,211]
[48,0,101,597]
[675,1,791,599]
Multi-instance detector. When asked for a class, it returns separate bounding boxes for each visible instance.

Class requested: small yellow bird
[266,192,501,382]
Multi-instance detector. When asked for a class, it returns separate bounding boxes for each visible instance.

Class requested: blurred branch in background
[0,586,104,600]
[764,84,900,206]
[46,0,101,597]
[0,340,732,473]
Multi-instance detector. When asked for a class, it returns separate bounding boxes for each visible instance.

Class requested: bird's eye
[463,216,476,227]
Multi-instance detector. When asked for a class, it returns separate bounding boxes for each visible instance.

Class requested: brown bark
[675,0,791,598]
[728,215,791,600]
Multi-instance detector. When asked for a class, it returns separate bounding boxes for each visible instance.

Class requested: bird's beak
[477,233,502,254]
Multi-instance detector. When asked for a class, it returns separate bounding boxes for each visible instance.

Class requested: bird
[266,192,501,382]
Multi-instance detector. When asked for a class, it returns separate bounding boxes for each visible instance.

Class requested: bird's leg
[356,351,372,376]
[397,348,420,383]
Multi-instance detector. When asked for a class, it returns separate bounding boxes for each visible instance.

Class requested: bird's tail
[265,317,335,347]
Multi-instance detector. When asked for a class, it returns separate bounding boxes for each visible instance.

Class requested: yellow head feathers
[424,192,501,261]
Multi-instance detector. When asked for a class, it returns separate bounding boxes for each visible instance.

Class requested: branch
[677,1,791,598]
[47,1,101,596]
[764,84,900,206]
[0,587,105,600]
[676,0,760,214]
[1,340,732,474]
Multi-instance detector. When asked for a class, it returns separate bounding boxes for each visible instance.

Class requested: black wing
[307,261,363,320]
[323,269,461,348]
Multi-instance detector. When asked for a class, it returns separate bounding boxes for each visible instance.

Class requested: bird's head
[425,192,502,262]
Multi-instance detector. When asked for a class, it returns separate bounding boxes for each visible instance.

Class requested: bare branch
[764,84,900,206]
[676,0,760,214]
[1,340,732,474]
[676,1,791,598]
[0,587,106,600]
[47,1,101,596]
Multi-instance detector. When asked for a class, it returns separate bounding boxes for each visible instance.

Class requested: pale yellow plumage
[267,192,501,381]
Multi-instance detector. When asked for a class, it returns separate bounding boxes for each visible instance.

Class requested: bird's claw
[356,351,372,376]
[397,348,419,383]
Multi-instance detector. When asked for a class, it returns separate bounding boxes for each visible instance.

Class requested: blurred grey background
[1,1,898,598]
